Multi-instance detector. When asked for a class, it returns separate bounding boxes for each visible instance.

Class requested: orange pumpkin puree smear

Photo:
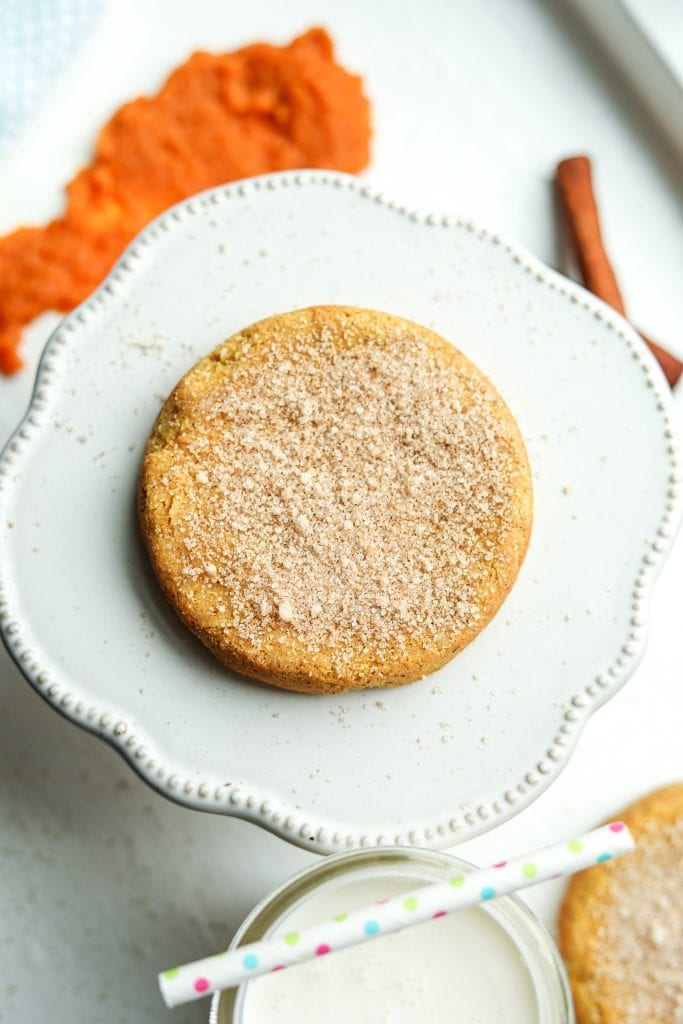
[0,28,370,373]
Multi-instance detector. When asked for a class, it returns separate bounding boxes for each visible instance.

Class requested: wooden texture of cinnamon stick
[556,155,682,388]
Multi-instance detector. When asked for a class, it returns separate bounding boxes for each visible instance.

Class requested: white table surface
[1,1,682,1021]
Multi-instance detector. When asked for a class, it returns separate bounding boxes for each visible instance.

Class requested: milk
[238,874,540,1023]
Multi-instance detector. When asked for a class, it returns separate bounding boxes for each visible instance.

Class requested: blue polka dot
[481,886,496,901]
[364,919,380,935]
[597,853,612,863]
[242,953,259,969]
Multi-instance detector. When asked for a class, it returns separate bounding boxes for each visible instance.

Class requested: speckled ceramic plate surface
[0,171,679,854]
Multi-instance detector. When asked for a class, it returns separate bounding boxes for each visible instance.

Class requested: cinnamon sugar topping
[596,818,683,1023]
[152,315,526,673]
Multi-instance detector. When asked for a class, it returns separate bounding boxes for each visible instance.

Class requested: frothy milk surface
[239,875,539,1023]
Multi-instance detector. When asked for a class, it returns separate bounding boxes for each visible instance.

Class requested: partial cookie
[139,306,532,693]
[559,784,683,1024]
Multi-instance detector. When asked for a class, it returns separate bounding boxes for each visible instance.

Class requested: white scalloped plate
[0,172,680,854]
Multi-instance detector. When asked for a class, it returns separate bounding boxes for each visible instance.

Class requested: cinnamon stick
[555,155,682,388]
[639,332,683,391]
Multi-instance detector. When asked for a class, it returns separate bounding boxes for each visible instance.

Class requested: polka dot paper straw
[158,821,634,1008]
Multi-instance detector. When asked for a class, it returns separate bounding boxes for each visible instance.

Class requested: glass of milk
[210,847,574,1024]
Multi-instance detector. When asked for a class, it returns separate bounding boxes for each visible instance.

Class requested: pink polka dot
[609,823,624,832]
[432,910,447,919]
[271,965,285,972]
[316,944,331,956]
[493,861,507,869]
[193,977,210,993]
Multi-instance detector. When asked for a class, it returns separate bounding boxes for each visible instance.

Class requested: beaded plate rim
[0,170,680,854]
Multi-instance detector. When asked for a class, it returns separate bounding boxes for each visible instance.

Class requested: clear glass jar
[210,846,574,1024]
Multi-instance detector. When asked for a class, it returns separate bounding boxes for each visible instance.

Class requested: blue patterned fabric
[0,0,105,157]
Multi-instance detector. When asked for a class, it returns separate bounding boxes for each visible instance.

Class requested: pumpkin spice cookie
[559,784,683,1024]
[138,306,532,693]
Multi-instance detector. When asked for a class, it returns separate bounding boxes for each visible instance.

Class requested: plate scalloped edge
[0,170,681,854]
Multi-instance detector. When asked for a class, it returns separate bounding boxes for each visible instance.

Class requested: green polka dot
[522,863,538,878]
[568,839,583,854]
[162,968,180,979]
[332,913,348,923]
[450,875,465,887]
[403,896,419,911]
[284,932,300,946]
